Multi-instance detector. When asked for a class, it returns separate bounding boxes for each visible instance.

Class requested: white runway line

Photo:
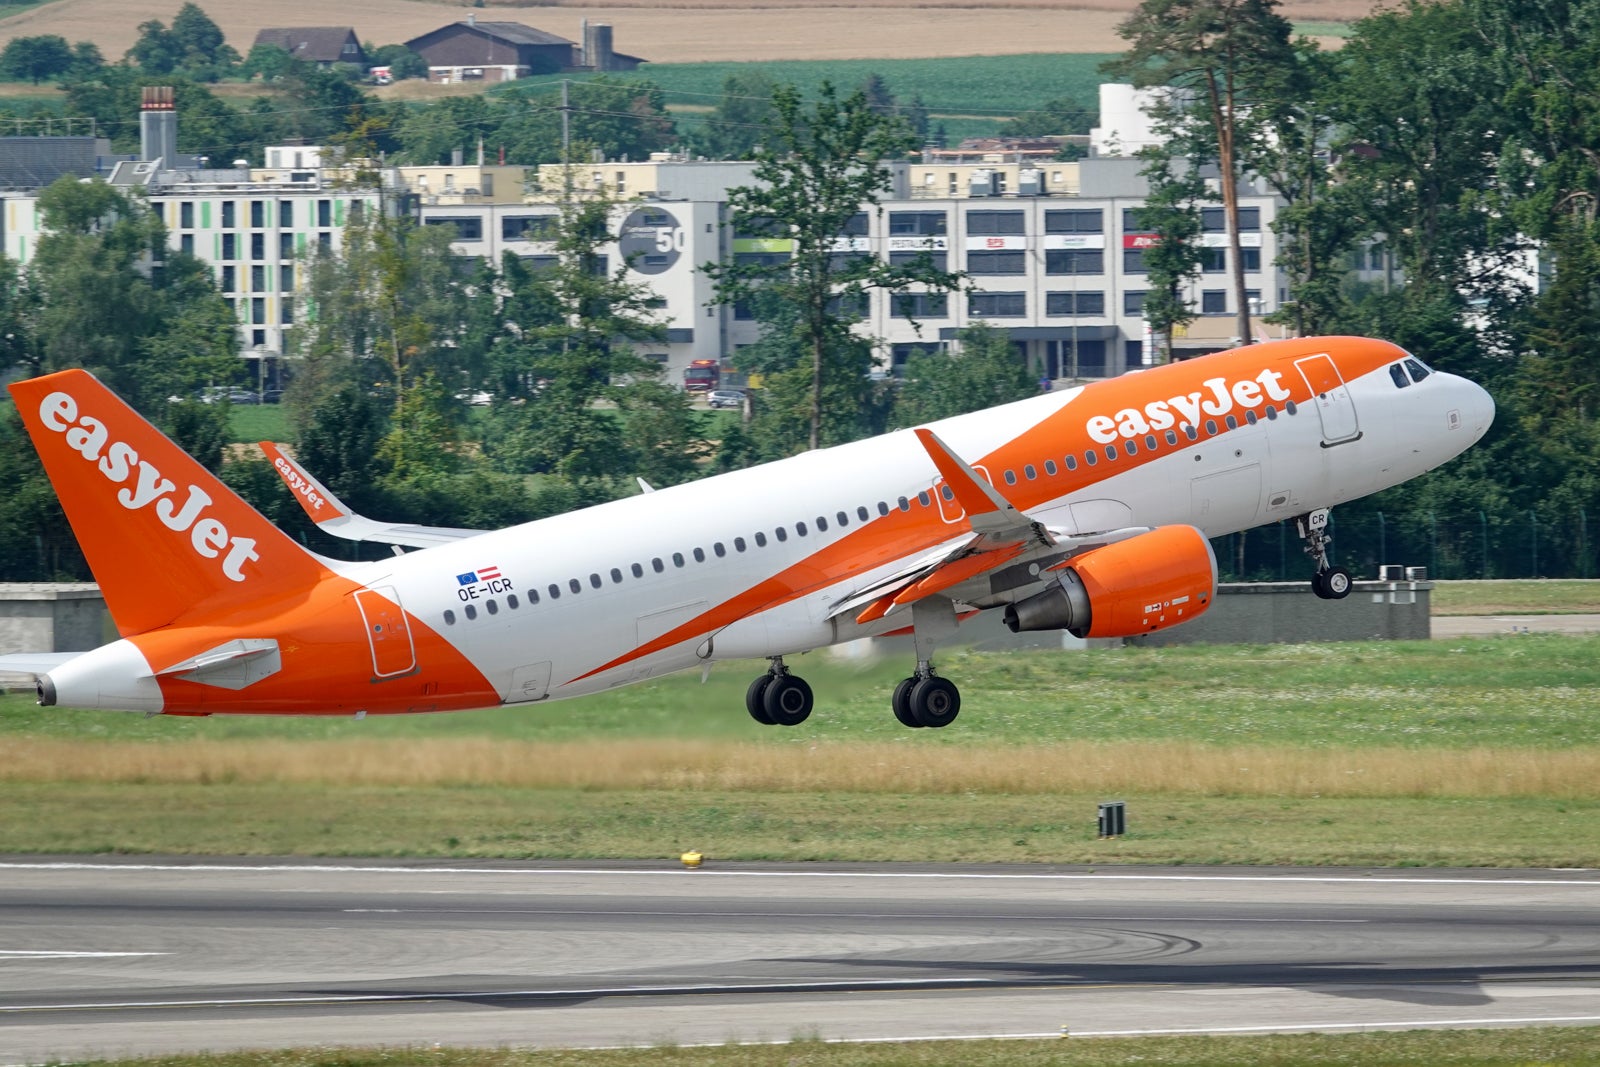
[0,950,168,959]
[2,861,1596,886]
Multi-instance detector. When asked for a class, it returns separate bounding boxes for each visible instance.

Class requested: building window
[1124,291,1147,315]
[1241,248,1261,272]
[279,264,294,290]
[251,297,265,324]
[1045,249,1103,275]
[317,200,331,227]
[1201,248,1226,273]
[221,233,237,260]
[1123,248,1147,274]
[279,233,294,258]
[892,292,949,319]
[1045,291,1105,316]
[1044,209,1102,233]
[250,200,265,227]
[969,291,1026,317]
[179,233,193,254]
[251,328,265,347]
[281,298,294,324]
[220,265,235,292]
[179,201,194,228]
[502,215,558,241]
[221,201,235,228]
[889,211,947,236]
[966,210,1025,235]
[1200,206,1261,232]
[889,250,948,272]
[426,216,483,240]
[828,251,874,273]
[279,201,294,227]
[251,264,266,291]
[967,250,1026,274]
[1202,289,1227,313]
[839,212,870,236]
[317,232,332,251]
[250,233,265,260]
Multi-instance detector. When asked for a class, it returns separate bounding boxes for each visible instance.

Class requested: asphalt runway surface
[1,860,1598,1062]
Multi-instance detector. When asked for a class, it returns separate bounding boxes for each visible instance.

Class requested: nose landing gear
[1298,508,1352,600]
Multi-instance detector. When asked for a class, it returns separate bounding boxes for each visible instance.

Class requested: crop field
[0,0,1371,66]
[4,634,1599,865]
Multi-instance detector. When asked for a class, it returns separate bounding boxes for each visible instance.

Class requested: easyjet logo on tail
[38,391,260,581]
[1086,370,1293,444]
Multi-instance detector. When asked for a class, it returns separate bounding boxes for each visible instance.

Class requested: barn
[404,17,644,83]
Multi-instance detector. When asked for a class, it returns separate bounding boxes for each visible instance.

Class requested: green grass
[49,1026,1600,1067]
[226,403,289,444]
[5,782,1598,867]
[1431,580,1600,615]
[513,54,1110,144]
[8,635,1599,750]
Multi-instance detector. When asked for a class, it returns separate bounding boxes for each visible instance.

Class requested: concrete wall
[0,583,109,655]
[1134,580,1432,646]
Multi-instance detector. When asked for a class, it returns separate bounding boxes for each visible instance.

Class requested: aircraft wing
[828,429,1059,625]
[259,442,487,548]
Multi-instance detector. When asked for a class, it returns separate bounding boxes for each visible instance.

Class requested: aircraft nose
[1460,377,1495,441]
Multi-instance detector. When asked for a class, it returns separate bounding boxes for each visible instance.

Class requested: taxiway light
[680,850,703,869]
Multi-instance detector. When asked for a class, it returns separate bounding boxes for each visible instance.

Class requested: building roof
[252,27,362,64]
[439,21,576,47]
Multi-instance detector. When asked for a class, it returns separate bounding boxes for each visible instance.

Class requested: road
[1,859,1597,1062]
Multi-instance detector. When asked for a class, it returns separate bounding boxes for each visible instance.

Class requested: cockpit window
[1405,358,1432,382]
[1390,363,1410,389]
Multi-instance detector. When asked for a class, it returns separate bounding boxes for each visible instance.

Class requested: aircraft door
[353,586,417,678]
[1295,354,1361,445]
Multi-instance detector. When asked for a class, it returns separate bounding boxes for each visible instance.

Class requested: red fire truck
[682,359,720,392]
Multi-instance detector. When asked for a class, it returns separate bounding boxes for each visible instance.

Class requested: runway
[2,859,1598,1062]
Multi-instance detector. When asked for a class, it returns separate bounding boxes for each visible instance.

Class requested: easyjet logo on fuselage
[37,391,260,581]
[1085,369,1294,444]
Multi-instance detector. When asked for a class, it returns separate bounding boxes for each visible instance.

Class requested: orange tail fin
[8,370,327,637]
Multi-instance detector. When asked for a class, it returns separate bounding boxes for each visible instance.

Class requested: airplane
[0,335,1492,729]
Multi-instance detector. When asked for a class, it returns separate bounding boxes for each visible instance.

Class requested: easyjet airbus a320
[0,336,1491,728]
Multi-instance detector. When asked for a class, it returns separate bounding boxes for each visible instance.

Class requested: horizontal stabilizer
[0,652,81,677]
[156,638,282,690]
[260,442,486,548]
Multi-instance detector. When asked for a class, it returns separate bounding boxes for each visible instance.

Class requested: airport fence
[1212,508,1597,582]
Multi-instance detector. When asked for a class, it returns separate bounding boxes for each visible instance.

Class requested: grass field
[1431,580,1600,615]
[4,636,1599,865]
[54,1027,1600,1067]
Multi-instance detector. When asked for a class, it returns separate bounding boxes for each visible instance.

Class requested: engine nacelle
[1003,524,1217,639]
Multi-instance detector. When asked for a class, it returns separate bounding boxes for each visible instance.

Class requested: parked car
[706,389,746,409]
[198,386,260,405]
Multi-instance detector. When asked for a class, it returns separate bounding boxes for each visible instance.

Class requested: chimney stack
[140,86,178,169]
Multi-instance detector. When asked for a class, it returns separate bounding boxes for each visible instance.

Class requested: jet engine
[1003,524,1217,639]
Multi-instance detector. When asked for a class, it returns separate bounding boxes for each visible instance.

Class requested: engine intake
[1003,525,1217,639]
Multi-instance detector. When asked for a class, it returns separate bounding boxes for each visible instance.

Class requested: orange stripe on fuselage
[569,337,1400,685]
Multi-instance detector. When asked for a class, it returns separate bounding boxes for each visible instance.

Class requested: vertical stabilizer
[9,370,327,636]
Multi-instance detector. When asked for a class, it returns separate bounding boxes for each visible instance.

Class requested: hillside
[0,0,1372,64]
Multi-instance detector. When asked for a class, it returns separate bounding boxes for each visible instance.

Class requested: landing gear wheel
[891,677,922,728]
[1322,567,1352,599]
[1310,571,1329,599]
[763,674,814,726]
[910,676,960,729]
[745,674,775,725]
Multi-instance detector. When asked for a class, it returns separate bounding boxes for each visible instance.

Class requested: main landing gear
[745,657,814,727]
[744,596,966,730]
[1298,508,1352,600]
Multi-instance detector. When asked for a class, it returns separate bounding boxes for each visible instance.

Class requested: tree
[892,324,1035,425]
[128,19,182,75]
[367,44,427,81]
[695,69,777,160]
[0,36,73,84]
[998,96,1092,139]
[705,81,960,452]
[1129,148,1207,362]
[1107,0,1298,347]
[170,3,237,77]
[240,43,298,82]
[67,41,104,80]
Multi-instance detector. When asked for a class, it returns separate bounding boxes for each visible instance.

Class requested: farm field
[0,0,1373,68]
[4,635,1598,865]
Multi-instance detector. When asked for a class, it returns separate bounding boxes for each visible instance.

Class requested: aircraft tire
[892,677,922,728]
[745,674,776,725]
[910,676,960,729]
[763,674,814,726]
[1310,571,1330,599]
[1323,567,1353,599]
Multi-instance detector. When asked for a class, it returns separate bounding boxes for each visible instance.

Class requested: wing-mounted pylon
[259,442,486,549]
